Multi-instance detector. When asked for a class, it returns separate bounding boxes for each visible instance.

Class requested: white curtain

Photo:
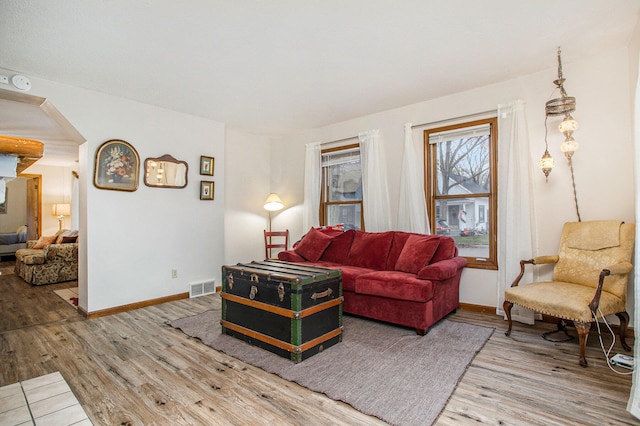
[496,100,537,324]
[358,129,392,232]
[303,142,322,231]
[397,123,429,234]
[627,54,640,420]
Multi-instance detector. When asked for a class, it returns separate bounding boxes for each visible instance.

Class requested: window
[424,117,497,269]
[320,144,364,230]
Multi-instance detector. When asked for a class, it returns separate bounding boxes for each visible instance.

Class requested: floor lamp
[263,193,284,231]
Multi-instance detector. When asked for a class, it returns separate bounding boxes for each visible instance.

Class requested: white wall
[223,129,271,264]
[9,77,226,313]
[263,47,636,316]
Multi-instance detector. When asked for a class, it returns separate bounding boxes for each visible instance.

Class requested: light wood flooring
[0,260,637,425]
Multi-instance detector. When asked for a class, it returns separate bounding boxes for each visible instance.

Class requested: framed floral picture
[200,155,214,176]
[94,139,140,191]
[200,181,214,200]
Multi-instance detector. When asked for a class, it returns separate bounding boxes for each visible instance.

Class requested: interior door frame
[18,173,42,240]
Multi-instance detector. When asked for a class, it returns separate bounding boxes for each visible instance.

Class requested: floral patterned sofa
[14,230,78,285]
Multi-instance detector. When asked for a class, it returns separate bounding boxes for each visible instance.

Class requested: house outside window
[424,117,498,270]
[320,144,363,230]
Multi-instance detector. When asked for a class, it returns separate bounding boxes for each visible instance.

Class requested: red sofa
[278,228,467,335]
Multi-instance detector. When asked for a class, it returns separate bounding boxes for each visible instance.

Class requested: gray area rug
[169,306,494,426]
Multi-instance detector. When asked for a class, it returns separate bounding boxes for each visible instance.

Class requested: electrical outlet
[0,75,8,84]
[171,269,177,278]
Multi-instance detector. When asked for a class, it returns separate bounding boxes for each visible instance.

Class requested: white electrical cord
[592,308,633,375]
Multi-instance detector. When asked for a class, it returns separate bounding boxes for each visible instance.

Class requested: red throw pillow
[320,230,356,263]
[33,235,58,249]
[346,231,394,270]
[395,235,441,274]
[294,227,333,262]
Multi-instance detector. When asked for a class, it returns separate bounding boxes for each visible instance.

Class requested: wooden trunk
[221,260,343,363]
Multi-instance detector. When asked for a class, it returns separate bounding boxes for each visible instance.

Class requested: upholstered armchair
[14,230,78,285]
[504,221,635,367]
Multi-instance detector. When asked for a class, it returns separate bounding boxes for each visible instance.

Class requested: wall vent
[189,279,216,298]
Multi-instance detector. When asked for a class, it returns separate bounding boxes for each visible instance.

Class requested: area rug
[168,306,494,426]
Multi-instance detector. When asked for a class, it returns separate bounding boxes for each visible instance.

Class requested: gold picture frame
[94,139,140,191]
[200,181,214,200]
[200,155,214,176]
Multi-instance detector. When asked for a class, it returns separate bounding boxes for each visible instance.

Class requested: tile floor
[0,372,92,425]
[53,288,78,308]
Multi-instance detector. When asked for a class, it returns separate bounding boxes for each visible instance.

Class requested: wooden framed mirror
[144,154,188,188]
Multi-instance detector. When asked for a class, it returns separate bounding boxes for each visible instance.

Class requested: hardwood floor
[0,260,637,425]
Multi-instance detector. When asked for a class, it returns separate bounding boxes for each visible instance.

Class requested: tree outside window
[425,117,498,269]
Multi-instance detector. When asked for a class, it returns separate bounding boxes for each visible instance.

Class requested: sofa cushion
[294,227,333,262]
[55,230,79,244]
[330,264,373,292]
[385,232,411,270]
[16,248,46,265]
[32,235,57,249]
[320,230,355,263]
[430,236,458,263]
[347,231,394,270]
[395,235,440,274]
[355,271,434,302]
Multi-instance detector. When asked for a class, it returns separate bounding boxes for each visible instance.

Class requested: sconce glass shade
[52,203,71,217]
[263,193,284,211]
[538,149,555,181]
[559,114,578,134]
[560,136,579,158]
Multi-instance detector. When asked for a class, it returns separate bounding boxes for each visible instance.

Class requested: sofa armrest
[26,240,38,249]
[278,250,306,262]
[417,257,467,281]
[45,243,78,261]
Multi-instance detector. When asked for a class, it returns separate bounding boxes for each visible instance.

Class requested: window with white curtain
[320,144,363,230]
[425,117,498,269]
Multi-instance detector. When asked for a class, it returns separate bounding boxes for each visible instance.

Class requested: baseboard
[457,304,634,337]
[79,292,189,319]
[458,303,496,314]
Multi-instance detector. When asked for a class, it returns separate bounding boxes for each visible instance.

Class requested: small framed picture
[200,156,214,176]
[200,181,214,200]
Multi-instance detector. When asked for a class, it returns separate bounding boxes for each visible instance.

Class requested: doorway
[20,174,42,240]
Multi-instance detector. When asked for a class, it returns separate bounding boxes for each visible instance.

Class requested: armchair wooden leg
[503,301,513,337]
[615,311,631,351]
[575,321,590,367]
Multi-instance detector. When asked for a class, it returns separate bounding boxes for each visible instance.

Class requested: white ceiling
[0,0,638,145]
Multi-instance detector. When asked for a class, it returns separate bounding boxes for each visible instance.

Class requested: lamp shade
[52,203,71,217]
[263,193,284,211]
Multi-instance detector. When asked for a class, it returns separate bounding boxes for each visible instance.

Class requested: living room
[1,1,640,424]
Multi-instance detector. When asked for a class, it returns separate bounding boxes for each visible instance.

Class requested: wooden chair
[504,221,635,367]
[264,230,289,260]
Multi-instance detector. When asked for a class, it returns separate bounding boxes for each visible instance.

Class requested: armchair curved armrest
[509,255,559,288]
[589,261,634,313]
[532,255,559,265]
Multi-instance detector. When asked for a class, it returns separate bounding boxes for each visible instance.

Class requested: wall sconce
[540,47,581,221]
[52,203,71,231]
[263,193,284,231]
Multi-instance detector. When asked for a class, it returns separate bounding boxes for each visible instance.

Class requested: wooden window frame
[424,117,498,270]
[320,144,365,230]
